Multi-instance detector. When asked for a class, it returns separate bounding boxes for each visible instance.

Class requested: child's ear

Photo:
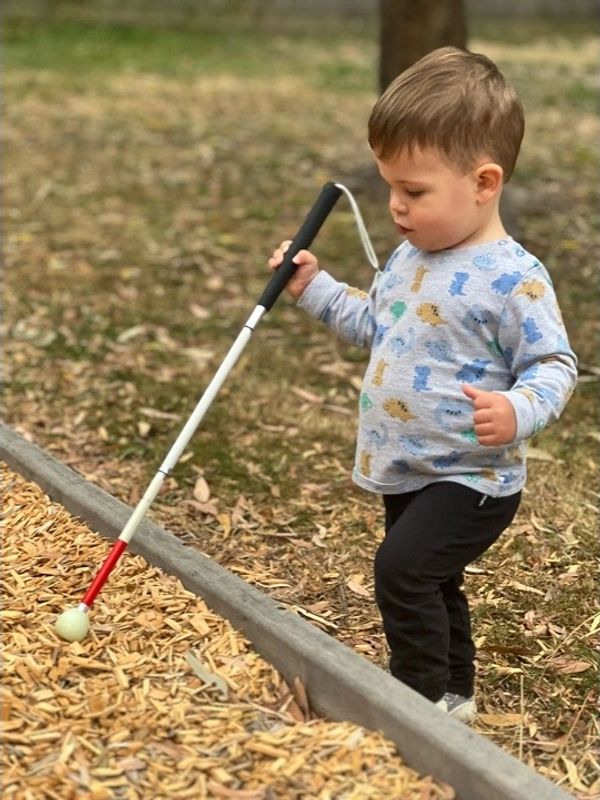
[474,162,504,203]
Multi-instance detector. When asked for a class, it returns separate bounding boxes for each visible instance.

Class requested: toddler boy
[269,47,577,721]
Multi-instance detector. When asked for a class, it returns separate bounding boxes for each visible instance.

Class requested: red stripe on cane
[82,539,128,608]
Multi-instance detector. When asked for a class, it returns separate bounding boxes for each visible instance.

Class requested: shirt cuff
[296,270,342,320]
[501,390,536,441]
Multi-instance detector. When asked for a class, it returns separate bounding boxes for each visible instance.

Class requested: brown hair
[368,47,525,182]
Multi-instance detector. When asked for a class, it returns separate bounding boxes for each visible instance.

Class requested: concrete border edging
[0,422,573,800]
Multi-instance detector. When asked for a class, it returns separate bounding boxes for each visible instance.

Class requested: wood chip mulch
[1,462,455,800]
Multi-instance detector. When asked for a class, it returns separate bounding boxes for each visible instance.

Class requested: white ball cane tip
[54,608,90,642]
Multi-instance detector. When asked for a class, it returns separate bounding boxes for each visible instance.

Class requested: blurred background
[2,2,599,796]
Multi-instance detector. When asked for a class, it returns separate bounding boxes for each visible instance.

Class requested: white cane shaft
[119,472,165,543]
[118,306,265,545]
[160,307,264,474]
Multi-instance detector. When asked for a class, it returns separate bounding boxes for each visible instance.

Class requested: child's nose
[389,190,408,216]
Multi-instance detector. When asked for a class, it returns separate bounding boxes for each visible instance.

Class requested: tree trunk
[379,0,467,92]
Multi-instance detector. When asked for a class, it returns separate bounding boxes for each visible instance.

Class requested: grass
[3,19,377,92]
[3,15,599,798]
[4,21,282,76]
[467,16,598,45]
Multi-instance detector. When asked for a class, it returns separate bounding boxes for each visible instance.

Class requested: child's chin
[399,229,417,244]
[408,233,451,253]
[403,231,425,248]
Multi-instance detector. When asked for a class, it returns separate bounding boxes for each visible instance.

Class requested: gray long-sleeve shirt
[298,237,577,497]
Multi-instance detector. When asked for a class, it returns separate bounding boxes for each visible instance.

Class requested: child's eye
[406,189,425,198]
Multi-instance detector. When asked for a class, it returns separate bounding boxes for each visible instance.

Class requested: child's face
[375,146,493,253]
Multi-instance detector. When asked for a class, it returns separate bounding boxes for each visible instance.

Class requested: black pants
[374,481,520,702]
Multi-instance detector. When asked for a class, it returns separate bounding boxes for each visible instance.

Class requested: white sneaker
[435,692,477,723]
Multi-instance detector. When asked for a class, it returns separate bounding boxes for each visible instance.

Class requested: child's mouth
[397,224,414,235]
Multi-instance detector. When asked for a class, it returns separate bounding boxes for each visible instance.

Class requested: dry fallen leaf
[509,581,545,596]
[560,756,589,792]
[218,512,232,537]
[185,498,220,517]
[189,303,210,320]
[478,713,524,727]
[137,421,151,438]
[139,407,180,421]
[550,658,592,675]
[346,573,371,598]
[193,475,211,503]
[185,651,230,699]
[291,386,323,404]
